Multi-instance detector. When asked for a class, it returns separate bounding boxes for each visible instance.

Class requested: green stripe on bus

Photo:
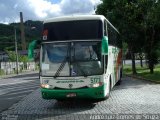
[41,84,107,100]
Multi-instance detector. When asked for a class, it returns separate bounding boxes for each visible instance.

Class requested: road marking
[0,86,39,94]
[6,89,34,96]
[0,80,35,86]
[6,95,26,100]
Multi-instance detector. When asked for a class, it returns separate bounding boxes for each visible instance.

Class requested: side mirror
[28,40,41,61]
[101,36,108,55]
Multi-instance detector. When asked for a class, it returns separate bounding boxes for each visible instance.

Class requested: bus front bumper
[41,84,106,100]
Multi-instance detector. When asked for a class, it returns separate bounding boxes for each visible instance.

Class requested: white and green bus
[39,15,122,100]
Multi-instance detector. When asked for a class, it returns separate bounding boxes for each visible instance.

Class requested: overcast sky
[0,0,101,24]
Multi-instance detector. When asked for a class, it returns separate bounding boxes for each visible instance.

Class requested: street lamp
[14,27,19,74]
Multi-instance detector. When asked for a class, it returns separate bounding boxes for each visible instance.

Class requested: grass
[0,69,5,76]
[123,64,160,82]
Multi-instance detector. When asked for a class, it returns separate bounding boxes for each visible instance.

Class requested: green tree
[140,0,160,73]
[96,0,160,74]
[6,50,29,63]
[96,0,142,74]
[0,20,43,51]
[5,50,17,62]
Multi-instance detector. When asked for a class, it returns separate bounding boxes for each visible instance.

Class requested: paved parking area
[1,77,160,120]
[0,72,39,113]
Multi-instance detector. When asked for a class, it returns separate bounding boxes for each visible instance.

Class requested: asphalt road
[0,72,39,113]
[1,76,160,120]
[123,60,146,65]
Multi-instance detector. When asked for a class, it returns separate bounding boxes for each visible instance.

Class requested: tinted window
[104,21,108,36]
[108,23,117,46]
[43,20,102,41]
[117,34,122,48]
[108,23,121,48]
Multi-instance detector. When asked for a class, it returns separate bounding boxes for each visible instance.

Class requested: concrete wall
[0,62,36,75]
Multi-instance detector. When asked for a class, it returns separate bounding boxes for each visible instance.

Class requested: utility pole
[20,12,26,50]
[15,28,19,74]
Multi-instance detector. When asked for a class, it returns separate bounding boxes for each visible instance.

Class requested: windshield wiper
[54,56,69,78]
[54,45,69,78]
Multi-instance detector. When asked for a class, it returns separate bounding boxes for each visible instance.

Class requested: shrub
[0,69,5,75]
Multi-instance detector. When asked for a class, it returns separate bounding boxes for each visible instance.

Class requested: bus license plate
[66,93,76,97]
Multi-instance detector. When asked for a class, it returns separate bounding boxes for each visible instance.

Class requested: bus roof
[44,15,105,23]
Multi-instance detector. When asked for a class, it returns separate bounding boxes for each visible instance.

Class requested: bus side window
[107,23,116,46]
[116,34,122,48]
[104,21,108,36]
[104,21,108,72]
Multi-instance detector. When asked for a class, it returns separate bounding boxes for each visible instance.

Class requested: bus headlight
[41,84,50,89]
[90,82,103,88]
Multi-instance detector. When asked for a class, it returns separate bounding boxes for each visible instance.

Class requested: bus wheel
[116,79,121,85]
[116,69,122,85]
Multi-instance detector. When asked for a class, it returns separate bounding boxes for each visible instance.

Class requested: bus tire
[116,79,121,85]
[116,69,122,85]
[120,67,122,78]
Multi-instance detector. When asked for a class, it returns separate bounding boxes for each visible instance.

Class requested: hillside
[0,20,43,51]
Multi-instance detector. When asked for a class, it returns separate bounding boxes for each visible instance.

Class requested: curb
[125,74,160,84]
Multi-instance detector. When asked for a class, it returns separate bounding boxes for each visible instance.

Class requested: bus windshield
[43,20,102,40]
[41,41,103,77]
